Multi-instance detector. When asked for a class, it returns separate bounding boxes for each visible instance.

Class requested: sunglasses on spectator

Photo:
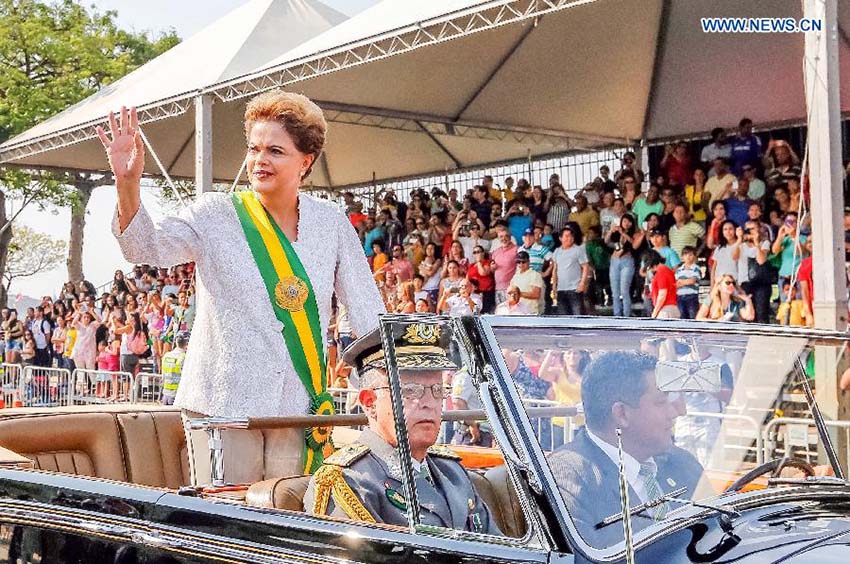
[723,280,735,286]
[473,250,483,254]
[516,259,529,264]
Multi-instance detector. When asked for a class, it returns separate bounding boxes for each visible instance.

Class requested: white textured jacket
[112,192,384,418]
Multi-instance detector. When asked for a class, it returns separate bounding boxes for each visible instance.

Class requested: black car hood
[627,488,850,563]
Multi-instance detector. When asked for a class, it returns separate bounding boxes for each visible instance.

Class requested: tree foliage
[0,0,180,288]
[3,223,65,291]
[0,0,180,210]
[0,0,179,141]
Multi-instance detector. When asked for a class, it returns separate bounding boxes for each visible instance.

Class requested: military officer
[303,323,501,535]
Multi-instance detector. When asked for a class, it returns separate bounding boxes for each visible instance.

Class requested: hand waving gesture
[96,106,144,184]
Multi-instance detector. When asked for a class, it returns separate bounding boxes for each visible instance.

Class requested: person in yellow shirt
[62,320,77,372]
[683,168,709,223]
[568,195,600,236]
[705,157,738,208]
[484,174,514,203]
[539,349,589,449]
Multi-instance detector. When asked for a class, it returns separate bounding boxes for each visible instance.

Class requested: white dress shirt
[586,429,653,504]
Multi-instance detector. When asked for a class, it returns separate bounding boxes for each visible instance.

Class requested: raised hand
[96,106,144,183]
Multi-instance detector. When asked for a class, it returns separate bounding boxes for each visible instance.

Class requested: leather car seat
[245,474,312,512]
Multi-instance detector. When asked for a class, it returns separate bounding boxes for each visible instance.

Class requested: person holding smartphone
[771,211,808,302]
[437,279,482,316]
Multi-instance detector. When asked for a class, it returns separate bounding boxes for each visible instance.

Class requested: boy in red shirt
[648,251,681,318]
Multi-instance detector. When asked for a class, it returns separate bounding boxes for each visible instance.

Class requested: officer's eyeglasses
[373,383,449,401]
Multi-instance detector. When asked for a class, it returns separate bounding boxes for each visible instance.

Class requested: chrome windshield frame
[377,313,551,551]
[474,315,850,561]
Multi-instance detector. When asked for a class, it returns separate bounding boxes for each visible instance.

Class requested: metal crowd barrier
[70,369,134,404]
[20,366,72,407]
[677,410,764,467]
[328,386,359,415]
[762,416,850,470]
[0,364,23,407]
[133,373,163,403]
[523,399,577,452]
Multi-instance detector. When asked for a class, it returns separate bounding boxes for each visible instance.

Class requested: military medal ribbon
[232,191,332,473]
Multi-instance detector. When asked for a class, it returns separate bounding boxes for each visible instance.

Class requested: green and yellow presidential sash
[232,191,334,474]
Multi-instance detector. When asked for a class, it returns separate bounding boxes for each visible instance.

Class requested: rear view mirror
[656,360,721,393]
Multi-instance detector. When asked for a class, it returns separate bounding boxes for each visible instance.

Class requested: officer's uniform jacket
[304,429,500,535]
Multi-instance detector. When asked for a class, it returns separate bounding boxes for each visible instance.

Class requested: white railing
[20,366,73,407]
[328,386,359,415]
[133,372,164,403]
[762,417,850,470]
[70,369,134,404]
[0,364,23,407]
[524,398,579,452]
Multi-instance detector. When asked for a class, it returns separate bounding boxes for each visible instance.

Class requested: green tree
[0,0,179,300]
[3,223,65,295]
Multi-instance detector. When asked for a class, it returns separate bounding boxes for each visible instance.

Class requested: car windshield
[489,321,846,551]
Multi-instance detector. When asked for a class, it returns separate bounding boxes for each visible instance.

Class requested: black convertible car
[0,315,848,563]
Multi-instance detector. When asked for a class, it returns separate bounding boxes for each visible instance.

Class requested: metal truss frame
[209,0,597,102]
[317,101,625,148]
[0,98,194,163]
[0,0,602,164]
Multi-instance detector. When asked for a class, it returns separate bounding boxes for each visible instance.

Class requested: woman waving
[100,92,384,484]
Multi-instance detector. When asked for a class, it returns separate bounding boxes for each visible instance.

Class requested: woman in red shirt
[467,245,496,313]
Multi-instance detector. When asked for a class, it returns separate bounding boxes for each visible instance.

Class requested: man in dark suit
[547,351,704,547]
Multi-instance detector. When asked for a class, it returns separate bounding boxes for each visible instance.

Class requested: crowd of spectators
[0,264,196,394]
[1,117,840,396]
[344,117,824,327]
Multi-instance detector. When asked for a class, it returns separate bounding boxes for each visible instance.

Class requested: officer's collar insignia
[323,443,370,468]
[427,445,461,461]
[666,477,677,488]
[384,481,407,510]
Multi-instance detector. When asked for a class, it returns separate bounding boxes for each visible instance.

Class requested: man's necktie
[638,460,669,520]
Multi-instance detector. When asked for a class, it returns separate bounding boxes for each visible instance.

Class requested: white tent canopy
[0,0,345,175]
[2,0,848,189]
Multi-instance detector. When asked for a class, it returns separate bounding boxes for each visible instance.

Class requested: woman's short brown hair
[244,90,327,179]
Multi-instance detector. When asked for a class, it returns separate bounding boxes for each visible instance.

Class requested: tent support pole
[195,94,214,198]
[805,0,849,473]
[805,0,847,332]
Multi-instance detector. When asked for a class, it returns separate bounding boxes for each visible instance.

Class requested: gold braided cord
[311,465,336,516]
[312,465,376,523]
[332,479,376,523]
